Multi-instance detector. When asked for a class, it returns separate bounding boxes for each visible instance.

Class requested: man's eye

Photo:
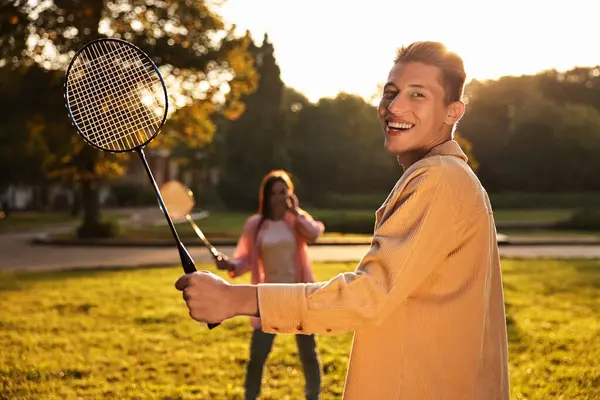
[410,92,425,98]
[382,90,396,99]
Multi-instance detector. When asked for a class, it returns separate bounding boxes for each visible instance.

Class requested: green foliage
[5,0,600,217]
[289,93,400,200]
[106,183,158,208]
[556,208,600,230]
[312,193,387,209]
[489,192,600,209]
[312,210,376,234]
[0,260,598,399]
[453,131,479,172]
[0,0,258,236]
[460,70,600,193]
[218,34,289,210]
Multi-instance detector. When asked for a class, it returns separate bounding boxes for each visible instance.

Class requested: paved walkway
[2,228,600,273]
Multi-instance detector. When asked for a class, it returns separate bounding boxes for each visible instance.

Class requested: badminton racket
[63,38,219,330]
[160,180,225,262]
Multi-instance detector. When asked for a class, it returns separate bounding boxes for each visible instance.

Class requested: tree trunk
[39,181,50,211]
[76,149,113,238]
[77,179,104,238]
[70,185,81,217]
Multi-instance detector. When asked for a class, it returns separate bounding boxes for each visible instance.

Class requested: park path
[2,227,600,273]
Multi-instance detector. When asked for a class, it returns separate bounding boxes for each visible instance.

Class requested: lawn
[0,212,81,232]
[0,211,121,233]
[1,260,599,399]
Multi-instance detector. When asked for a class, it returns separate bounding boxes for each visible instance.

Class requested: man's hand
[175,271,258,324]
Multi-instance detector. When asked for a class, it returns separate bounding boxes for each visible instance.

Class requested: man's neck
[396,137,452,169]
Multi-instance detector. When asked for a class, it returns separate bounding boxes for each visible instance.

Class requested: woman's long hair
[256,170,295,233]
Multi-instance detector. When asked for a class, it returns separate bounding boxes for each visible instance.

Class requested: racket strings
[79,42,160,150]
[72,42,159,149]
[94,43,161,148]
[66,40,166,151]
[69,43,143,148]
[74,44,151,149]
[69,49,152,151]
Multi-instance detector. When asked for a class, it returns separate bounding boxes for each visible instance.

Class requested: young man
[175,41,510,399]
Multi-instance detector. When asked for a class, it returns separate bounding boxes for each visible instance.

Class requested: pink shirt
[229,210,325,329]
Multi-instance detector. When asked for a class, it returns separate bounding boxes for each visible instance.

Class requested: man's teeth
[388,121,414,130]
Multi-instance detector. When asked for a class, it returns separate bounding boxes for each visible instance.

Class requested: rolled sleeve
[257,283,308,333]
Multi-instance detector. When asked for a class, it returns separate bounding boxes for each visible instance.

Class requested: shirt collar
[424,139,468,163]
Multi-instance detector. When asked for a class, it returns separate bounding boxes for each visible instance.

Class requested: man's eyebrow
[407,83,430,90]
[383,82,431,91]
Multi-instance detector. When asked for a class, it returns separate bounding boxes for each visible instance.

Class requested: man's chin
[384,139,407,156]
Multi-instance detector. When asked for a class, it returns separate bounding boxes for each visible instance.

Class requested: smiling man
[175,41,510,400]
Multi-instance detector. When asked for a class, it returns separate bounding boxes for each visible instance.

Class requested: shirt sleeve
[294,210,325,242]
[256,165,458,334]
[229,215,259,278]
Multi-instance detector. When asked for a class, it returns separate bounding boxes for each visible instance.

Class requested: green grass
[0,212,80,232]
[1,260,599,399]
[501,260,600,399]
[0,212,121,233]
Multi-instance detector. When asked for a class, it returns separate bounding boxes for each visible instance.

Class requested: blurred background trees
[2,1,600,237]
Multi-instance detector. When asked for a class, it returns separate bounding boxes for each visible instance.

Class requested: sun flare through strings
[66,41,167,152]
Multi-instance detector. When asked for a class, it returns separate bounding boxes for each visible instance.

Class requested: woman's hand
[287,193,300,216]
[215,253,234,272]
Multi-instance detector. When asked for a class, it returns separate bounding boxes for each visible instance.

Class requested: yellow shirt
[257,140,510,399]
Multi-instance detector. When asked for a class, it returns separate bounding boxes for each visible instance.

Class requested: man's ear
[444,100,465,126]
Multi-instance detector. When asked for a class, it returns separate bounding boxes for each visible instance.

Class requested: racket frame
[63,37,219,330]
[64,37,169,153]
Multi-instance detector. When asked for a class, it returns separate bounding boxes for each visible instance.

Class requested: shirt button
[296,325,303,331]
[326,328,331,332]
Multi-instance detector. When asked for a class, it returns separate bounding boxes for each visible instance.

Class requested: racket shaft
[137,149,193,261]
[186,215,219,257]
[137,152,219,329]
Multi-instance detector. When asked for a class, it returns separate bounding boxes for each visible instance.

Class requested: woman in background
[216,169,324,400]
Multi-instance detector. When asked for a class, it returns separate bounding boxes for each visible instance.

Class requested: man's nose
[388,94,409,114]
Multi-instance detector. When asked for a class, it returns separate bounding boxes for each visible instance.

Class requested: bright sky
[219,0,600,103]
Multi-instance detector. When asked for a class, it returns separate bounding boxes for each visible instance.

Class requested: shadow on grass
[504,302,521,345]
[572,260,600,289]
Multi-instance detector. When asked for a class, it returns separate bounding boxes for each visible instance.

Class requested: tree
[459,70,600,193]
[0,0,258,236]
[217,33,288,209]
[290,93,399,199]
[454,131,479,173]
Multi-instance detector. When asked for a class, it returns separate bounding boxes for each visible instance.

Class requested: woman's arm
[288,194,325,243]
[220,215,260,278]
[293,210,325,243]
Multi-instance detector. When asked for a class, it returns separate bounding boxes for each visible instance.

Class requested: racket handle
[178,243,197,274]
[178,244,221,330]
